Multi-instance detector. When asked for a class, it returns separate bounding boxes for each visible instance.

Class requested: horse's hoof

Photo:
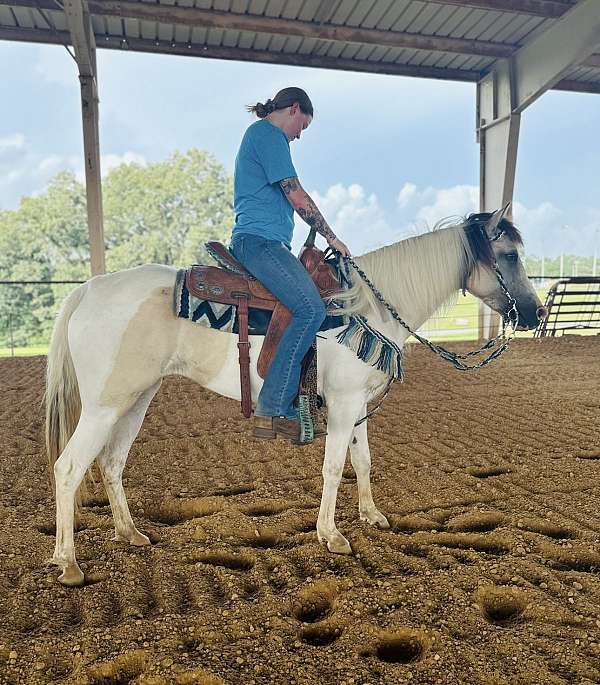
[129,531,151,547]
[58,564,85,587]
[326,532,353,555]
[360,510,390,529]
[113,530,151,546]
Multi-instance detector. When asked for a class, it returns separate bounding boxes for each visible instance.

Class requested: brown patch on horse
[100,286,230,414]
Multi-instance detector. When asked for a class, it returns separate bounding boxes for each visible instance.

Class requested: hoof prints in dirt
[293,594,333,623]
[539,543,600,572]
[85,651,223,685]
[36,521,86,536]
[192,550,255,571]
[365,629,429,664]
[291,581,341,647]
[446,511,506,533]
[576,450,600,460]
[394,515,440,533]
[468,466,512,479]
[83,650,223,685]
[411,532,510,556]
[395,510,505,535]
[85,649,147,684]
[517,518,575,540]
[146,497,223,525]
[243,502,288,517]
[477,587,526,627]
[211,484,256,497]
[238,531,281,548]
[300,622,343,646]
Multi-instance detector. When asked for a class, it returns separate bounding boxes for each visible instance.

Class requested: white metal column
[64,0,106,276]
[477,62,520,339]
[476,0,600,339]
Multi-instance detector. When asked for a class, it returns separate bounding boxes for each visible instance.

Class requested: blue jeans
[230,234,326,419]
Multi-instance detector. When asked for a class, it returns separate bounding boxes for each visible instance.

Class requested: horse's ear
[486,202,511,236]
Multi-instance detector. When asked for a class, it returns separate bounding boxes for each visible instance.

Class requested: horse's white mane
[335,218,479,324]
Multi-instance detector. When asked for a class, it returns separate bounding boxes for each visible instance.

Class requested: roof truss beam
[2,0,516,57]
[509,0,600,110]
[3,0,598,68]
[2,0,599,69]
[2,24,599,95]
[429,0,573,19]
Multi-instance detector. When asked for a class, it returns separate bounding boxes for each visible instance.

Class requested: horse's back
[83,264,177,299]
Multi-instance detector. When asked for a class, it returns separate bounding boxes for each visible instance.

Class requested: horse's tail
[45,283,87,508]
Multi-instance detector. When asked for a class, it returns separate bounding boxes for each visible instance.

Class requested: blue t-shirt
[232,119,297,248]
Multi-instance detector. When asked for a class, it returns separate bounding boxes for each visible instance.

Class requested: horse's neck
[355,227,465,340]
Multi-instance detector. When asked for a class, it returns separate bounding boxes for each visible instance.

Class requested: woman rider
[229,87,351,444]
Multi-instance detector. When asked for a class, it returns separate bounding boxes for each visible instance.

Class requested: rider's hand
[329,238,351,257]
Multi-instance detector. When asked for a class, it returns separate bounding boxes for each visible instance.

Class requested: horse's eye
[503,253,518,263]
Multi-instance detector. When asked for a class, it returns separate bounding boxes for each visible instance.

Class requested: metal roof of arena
[1,0,598,93]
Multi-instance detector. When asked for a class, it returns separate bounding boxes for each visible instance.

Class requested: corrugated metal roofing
[0,0,598,94]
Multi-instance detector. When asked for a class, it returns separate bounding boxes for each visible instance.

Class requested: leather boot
[253,416,276,440]
[253,416,326,444]
[313,418,327,438]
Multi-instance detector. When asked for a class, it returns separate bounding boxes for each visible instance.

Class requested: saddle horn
[304,226,318,248]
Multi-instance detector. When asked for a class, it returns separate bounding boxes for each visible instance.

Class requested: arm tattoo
[279,177,300,194]
[279,177,337,242]
[296,195,337,242]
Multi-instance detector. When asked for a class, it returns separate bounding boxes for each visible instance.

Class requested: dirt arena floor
[0,336,599,685]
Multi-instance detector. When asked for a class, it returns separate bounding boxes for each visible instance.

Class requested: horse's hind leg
[97,382,161,546]
[350,411,389,529]
[52,409,117,586]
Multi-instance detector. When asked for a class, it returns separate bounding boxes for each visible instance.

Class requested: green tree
[0,149,234,348]
[103,149,233,270]
[0,172,89,345]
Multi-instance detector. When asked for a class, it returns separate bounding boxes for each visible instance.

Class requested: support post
[476,0,600,340]
[80,74,105,275]
[477,64,519,339]
[64,0,106,276]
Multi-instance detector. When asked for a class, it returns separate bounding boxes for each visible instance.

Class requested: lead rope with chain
[329,226,520,425]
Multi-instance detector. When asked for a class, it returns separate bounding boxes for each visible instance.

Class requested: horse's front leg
[317,393,365,554]
[350,409,389,529]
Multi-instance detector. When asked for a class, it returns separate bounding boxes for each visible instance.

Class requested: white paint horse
[45,208,545,585]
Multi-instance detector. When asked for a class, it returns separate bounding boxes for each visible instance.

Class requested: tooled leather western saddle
[182,238,342,418]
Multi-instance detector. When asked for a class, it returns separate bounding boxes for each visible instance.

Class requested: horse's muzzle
[514,305,548,331]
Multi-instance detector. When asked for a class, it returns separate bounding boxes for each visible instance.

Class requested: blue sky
[1,41,599,257]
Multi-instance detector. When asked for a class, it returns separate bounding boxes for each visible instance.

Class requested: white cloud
[37,155,64,174]
[397,182,417,209]
[512,200,564,256]
[414,185,479,228]
[290,180,600,258]
[0,133,26,152]
[292,182,397,254]
[0,134,147,208]
[101,152,147,175]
